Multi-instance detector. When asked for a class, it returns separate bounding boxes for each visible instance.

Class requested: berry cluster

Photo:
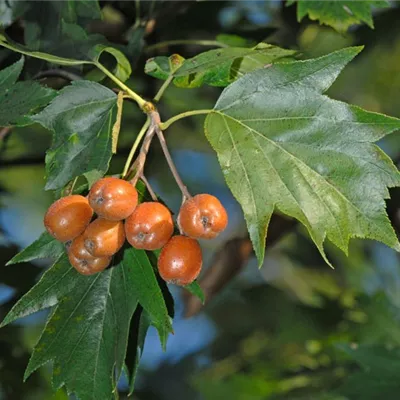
[44,177,228,285]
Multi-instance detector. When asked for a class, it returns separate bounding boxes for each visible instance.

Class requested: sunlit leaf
[205,47,400,266]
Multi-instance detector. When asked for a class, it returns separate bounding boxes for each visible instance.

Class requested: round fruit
[88,177,138,221]
[69,234,95,260]
[125,202,174,250]
[44,195,93,242]
[158,235,202,286]
[178,194,228,239]
[68,251,111,276]
[83,218,125,257]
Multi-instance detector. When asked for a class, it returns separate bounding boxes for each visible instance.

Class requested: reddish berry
[44,195,93,242]
[178,194,228,239]
[69,234,95,260]
[125,202,174,250]
[83,218,125,257]
[88,177,138,221]
[68,251,111,276]
[158,235,202,286]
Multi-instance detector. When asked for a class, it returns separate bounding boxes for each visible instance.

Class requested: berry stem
[159,109,212,130]
[153,74,174,102]
[129,120,157,185]
[140,175,158,201]
[146,40,228,52]
[63,177,78,196]
[153,122,191,200]
[94,61,148,109]
[122,117,150,178]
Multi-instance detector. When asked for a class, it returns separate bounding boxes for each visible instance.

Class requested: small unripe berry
[88,177,138,221]
[68,251,111,276]
[44,195,93,242]
[83,218,125,257]
[178,194,228,239]
[158,235,202,286]
[125,202,174,250]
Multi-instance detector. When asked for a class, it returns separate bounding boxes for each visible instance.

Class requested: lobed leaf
[7,232,64,265]
[288,0,390,33]
[24,249,140,400]
[1,255,75,327]
[0,57,56,126]
[2,243,173,399]
[32,80,117,190]
[205,47,400,266]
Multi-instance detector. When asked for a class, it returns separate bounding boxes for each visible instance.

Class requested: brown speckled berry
[88,177,138,221]
[44,195,93,242]
[125,202,174,250]
[158,235,202,286]
[178,194,228,239]
[83,218,125,257]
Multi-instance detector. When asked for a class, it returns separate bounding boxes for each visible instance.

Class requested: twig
[140,175,157,201]
[153,122,191,200]
[33,69,83,81]
[0,126,11,141]
[122,118,151,178]
[129,121,156,186]
[159,109,212,130]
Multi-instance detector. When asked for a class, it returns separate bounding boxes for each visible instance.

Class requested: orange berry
[178,194,228,239]
[125,202,174,250]
[88,177,138,221]
[44,195,93,242]
[68,251,111,276]
[83,218,125,257]
[158,235,202,286]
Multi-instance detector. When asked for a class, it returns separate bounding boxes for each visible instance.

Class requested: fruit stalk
[153,122,191,200]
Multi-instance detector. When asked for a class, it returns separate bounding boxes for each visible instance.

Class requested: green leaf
[6,232,64,265]
[0,27,132,82]
[145,56,171,81]
[288,0,389,33]
[126,249,173,348]
[0,56,24,88]
[337,344,400,399]
[184,281,205,304]
[338,344,400,374]
[0,57,56,126]
[32,80,117,190]
[126,26,146,69]
[24,249,139,400]
[1,255,76,327]
[204,47,400,266]
[22,1,101,51]
[145,44,296,88]
[125,307,150,395]
[0,34,90,66]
